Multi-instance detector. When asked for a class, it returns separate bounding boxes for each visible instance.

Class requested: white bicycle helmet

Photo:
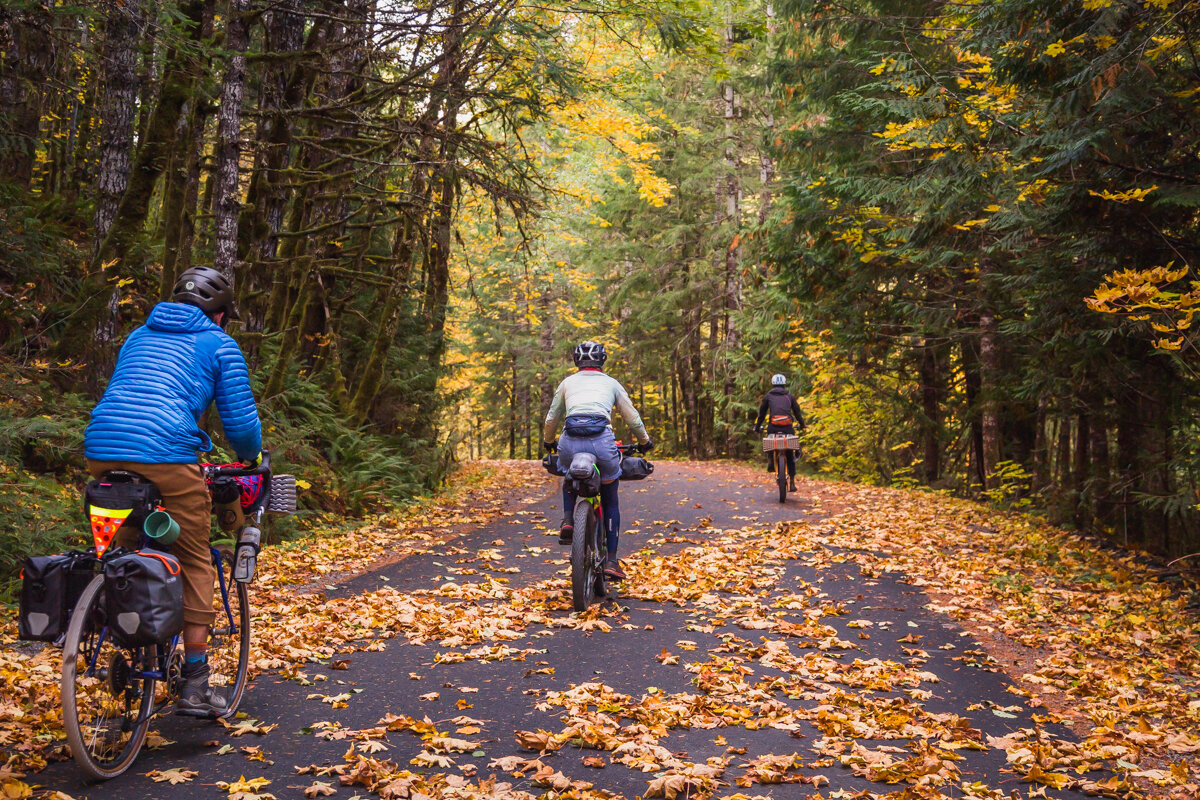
[573,341,607,368]
[771,373,787,386]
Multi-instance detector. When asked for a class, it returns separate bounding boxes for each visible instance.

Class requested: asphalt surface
[33,461,1097,799]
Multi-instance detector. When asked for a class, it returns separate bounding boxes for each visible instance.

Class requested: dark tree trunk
[238,0,307,280]
[1074,412,1090,526]
[979,312,1001,481]
[93,0,143,243]
[0,3,56,188]
[1116,386,1143,545]
[1090,404,1112,525]
[960,331,986,489]
[918,338,942,483]
[1033,397,1049,493]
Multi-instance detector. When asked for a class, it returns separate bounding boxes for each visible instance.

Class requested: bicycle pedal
[267,475,297,514]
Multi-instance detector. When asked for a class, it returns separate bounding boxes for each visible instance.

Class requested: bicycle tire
[62,574,156,781]
[592,514,608,599]
[571,499,594,612]
[206,550,251,718]
[777,452,787,503]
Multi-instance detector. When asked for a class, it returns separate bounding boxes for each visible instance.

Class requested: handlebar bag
[620,456,654,481]
[103,550,184,646]
[18,553,93,641]
[619,455,657,482]
[541,454,566,477]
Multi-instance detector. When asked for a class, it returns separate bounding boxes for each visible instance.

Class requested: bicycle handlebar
[203,450,272,479]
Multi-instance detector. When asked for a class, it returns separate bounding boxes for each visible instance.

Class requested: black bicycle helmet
[172,265,238,319]
[573,341,607,368]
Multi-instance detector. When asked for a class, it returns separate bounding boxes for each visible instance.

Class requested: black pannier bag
[566,453,602,498]
[104,551,184,646]
[84,471,162,556]
[18,553,94,642]
[620,456,654,481]
[541,453,566,477]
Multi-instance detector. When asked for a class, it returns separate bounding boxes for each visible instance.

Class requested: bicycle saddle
[567,453,597,480]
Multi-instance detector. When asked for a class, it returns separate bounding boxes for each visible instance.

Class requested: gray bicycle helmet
[172,265,238,319]
[573,341,607,368]
[771,373,787,386]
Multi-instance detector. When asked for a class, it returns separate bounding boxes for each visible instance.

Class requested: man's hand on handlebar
[543,441,557,454]
[637,439,654,454]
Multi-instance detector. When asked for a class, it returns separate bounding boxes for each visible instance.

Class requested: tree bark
[212,0,251,276]
[95,0,206,267]
[1090,404,1111,525]
[918,338,942,483]
[1073,412,1090,526]
[960,330,985,489]
[1115,387,1142,545]
[979,312,1001,482]
[93,0,143,243]
[0,3,56,188]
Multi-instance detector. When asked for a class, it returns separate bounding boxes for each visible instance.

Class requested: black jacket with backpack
[754,387,805,434]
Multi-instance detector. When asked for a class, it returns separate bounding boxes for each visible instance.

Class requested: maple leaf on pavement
[147,768,198,784]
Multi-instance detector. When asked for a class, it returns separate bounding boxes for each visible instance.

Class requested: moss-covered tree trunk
[0,3,56,188]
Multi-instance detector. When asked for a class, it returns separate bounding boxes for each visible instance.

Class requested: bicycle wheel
[571,499,595,612]
[206,549,250,718]
[62,574,156,781]
[777,452,787,503]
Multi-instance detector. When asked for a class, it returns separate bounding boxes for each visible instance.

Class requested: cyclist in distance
[84,265,262,717]
[543,341,652,582]
[754,373,805,493]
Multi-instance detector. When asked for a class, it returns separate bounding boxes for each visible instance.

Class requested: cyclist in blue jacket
[84,265,262,717]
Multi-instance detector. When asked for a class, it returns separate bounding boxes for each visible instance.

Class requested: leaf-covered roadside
[4,461,1199,800]
[0,460,554,779]
[776,482,1200,798]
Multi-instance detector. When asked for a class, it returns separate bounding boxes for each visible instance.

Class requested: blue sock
[184,641,207,665]
[562,483,576,525]
[601,480,620,558]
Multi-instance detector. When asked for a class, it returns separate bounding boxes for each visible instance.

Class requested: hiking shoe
[603,559,627,582]
[789,479,798,492]
[176,662,229,718]
[558,522,573,545]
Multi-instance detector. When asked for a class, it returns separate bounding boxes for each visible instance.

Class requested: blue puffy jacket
[84,303,262,464]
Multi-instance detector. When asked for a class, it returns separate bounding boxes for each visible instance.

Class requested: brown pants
[87,460,222,626]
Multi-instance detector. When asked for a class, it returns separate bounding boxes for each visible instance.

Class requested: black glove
[637,439,654,454]
[754,426,762,434]
[543,441,557,453]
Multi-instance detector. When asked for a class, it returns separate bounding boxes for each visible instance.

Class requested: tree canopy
[4,0,1200,566]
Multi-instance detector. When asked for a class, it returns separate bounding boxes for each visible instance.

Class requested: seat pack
[84,471,162,556]
[567,453,602,497]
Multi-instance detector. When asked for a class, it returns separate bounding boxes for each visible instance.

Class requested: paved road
[35,461,1094,799]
